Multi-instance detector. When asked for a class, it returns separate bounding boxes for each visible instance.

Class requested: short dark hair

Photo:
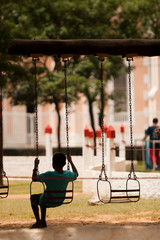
[52,152,66,168]
[153,118,158,124]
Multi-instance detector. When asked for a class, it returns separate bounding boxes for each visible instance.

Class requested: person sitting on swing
[30,152,78,228]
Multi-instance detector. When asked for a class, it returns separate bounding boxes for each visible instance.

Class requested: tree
[2,0,160,154]
[73,55,124,152]
[39,59,78,149]
[0,0,22,183]
[6,60,44,113]
[111,0,160,39]
[0,0,126,153]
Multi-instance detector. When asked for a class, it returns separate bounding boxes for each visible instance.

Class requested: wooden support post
[8,39,160,57]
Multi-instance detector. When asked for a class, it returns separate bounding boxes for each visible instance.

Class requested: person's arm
[32,158,40,181]
[142,134,148,141]
[142,128,150,141]
[67,154,79,177]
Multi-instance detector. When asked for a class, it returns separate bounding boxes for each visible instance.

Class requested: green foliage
[1,0,160,148]
[0,0,121,40]
[0,2,22,88]
[113,0,160,39]
[39,70,77,106]
[5,60,44,112]
[74,55,124,104]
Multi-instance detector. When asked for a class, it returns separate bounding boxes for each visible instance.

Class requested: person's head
[52,152,66,169]
[153,118,158,125]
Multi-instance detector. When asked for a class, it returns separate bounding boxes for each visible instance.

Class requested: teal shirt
[37,170,77,206]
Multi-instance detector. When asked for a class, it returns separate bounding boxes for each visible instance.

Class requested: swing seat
[30,181,73,207]
[43,188,73,207]
[110,178,140,203]
[42,181,73,207]
[97,178,140,203]
[0,175,9,199]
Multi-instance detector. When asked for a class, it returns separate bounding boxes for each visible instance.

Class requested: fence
[3,111,83,148]
[3,110,160,149]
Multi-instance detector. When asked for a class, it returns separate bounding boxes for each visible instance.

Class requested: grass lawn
[137,160,160,172]
[0,180,160,224]
[8,180,82,195]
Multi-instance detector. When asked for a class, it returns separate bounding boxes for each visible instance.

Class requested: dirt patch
[8,194,30,199]
[1,214,160,230]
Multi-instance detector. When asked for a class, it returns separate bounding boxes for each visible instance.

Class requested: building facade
[3,56,160,149]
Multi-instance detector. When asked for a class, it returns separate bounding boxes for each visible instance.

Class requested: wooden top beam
[7,38,160,57]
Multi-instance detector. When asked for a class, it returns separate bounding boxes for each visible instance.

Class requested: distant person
[143,118,160,169]
[30,152,78,228]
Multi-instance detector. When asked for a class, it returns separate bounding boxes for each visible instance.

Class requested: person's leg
[155,149,159,166]
[30,194,41,228]
[40,205,47,227]
[149,149,153,164]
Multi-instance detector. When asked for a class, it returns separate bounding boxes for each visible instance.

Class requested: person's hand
[34,157,40,169]
[67,154,72,163]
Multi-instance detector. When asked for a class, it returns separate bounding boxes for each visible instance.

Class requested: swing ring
[126,57,133,62]
[98,57,105,62]
[128,173,137,180]
[62,57,69,62]
[32,57,40,62]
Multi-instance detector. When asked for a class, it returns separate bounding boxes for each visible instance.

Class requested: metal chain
[0,86,5,177]
[99,57,107,180]
[63,58,70,170]
[32,57,39,166]
[127,57,137,179]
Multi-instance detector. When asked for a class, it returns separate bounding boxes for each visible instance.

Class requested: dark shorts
[31,193,63,208]
[31,194,42,205]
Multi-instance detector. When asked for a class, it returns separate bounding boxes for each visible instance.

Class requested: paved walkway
[3,156,84,179]
[0,224,160,240]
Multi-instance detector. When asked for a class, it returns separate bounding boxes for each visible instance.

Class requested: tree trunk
[88,99,96,155]
[55,102,61,149]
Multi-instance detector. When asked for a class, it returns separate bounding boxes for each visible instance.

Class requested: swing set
[97,57,140,203]
[1,38,160,203]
